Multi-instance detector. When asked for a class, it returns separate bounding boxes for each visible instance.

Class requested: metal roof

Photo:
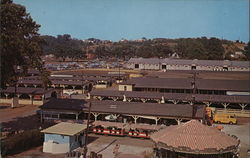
[41,122,87,136]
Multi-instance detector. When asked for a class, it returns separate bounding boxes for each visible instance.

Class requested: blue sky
[14,0,249,42]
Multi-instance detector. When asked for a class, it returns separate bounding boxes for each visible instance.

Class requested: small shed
[151,120,240,158]
[41,122,87,154]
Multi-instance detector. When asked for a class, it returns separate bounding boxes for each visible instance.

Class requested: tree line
[41,35,249,61]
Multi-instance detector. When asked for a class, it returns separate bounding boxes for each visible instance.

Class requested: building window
[135,64,139,68]
[124,86,127,91]
[191,66,196,70]
[162,65,166,69]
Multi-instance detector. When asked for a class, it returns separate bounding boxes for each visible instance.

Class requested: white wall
[118,85,133,91]
[43,142,69,154]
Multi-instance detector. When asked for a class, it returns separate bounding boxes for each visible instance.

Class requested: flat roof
[121,77,250,91]
[0,87,53,95]
[84,100,205,119]
[91,90,250,104]
[41,122,87,136]
[40,98,87,111]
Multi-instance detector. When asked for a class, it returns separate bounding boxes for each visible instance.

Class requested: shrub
[1,129,44,156]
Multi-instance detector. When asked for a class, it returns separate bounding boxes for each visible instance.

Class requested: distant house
[41,122,87,154]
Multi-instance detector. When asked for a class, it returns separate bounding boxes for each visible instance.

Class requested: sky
[14,0,249,42]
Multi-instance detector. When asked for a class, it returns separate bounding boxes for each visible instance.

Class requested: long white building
[125,58,250,71]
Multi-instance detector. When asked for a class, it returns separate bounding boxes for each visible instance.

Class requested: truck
[213,113,237,124]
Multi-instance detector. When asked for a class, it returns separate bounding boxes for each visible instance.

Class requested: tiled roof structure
[151,120,240,154]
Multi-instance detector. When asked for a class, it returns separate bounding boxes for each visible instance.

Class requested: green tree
[0,0,48,88]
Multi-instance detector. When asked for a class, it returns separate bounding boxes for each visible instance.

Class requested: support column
[189,101,194,105]
[141,98,147,103]
[75,113,79,120]
[92,113,100,121]
[86,93,91,99]
[123,95,126,102]
[127,98,132,102]
[155,117,160,125]
[111,97,118,101]
[175,119,182,125]
[203,102,212,107]
[34,85,37,88]
[29,94,33,105]
[132,116,139,124]
[72,86,76,90]
[171,100,179,104]
[222,103,229,110]
[97,96,103,100]
[160,96,165,104]
[5,94,9,99]
[239,103,248,111]
[24,84,28,87]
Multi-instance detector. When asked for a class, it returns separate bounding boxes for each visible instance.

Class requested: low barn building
[41,122,87,154]
[126,58,250,72]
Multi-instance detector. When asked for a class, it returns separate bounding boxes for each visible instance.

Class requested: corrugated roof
[151,120,239,154]
[41,122,87,136]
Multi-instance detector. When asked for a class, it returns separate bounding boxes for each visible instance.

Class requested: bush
[1,129,44,156]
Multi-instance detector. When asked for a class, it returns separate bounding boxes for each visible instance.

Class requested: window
[135,64,139,68]
[191,66,196,70]
[162,65,166,69]
[124,86,127,91]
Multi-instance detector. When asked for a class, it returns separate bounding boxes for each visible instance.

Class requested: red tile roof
[151,120,239,154]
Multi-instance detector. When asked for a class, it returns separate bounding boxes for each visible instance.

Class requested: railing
[215,108,250,117]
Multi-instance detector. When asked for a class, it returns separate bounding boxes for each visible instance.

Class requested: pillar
[155,117,160,125]
[160,96,165,104]
[141,98,147,103]
[222,103,229,110]
[112,97,118,101]
[72,86,76,90]
[203,102,212,107]
[189,101,193,105]
[92,113,99,121]
[86,93,91,99]
[175,119,182,125]
[75,113,79,120]
[132,116,139,124]
[5,94,9,99]
[239,103,248,111]
[127,98,132,102]
[34,85,37,88]
[29,94,33,105]
[24,84,28,87]
[171,100,179,104]
[123,95,126,102]
[97,96,103,100]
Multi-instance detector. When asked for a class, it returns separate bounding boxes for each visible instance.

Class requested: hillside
[41,35,249,61]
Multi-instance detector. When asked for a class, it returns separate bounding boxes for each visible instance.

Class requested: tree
[0,0,48,88]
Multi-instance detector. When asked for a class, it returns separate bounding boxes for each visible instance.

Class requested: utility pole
[83,101,91,158]
[191,71,197,119]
